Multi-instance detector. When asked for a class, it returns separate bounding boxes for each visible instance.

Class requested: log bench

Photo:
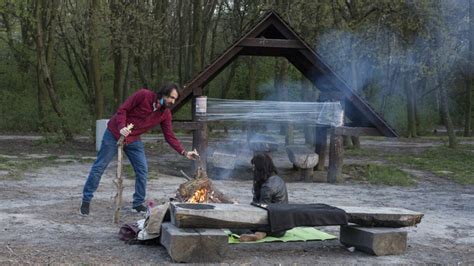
[285,145,319,181]
[210,150,237,170]
[159,203,423,262]
[248,134,279,156]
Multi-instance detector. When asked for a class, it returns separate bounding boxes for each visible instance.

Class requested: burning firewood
[176,167,233,203]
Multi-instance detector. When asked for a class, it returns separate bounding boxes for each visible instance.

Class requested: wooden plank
[170,203,268,229]
[170,203,424,229]
[334,126,382,137]
[239,48,290,57]
[238,38,305,49]
[339,206,424,227]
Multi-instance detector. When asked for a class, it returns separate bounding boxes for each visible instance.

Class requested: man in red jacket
[80,83,198,215]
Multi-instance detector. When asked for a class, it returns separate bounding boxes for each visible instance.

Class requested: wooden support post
[351,136,361,149]
[192,87,208,172]
[328,127,343,183]
[301,168,313,182]
[314,126,328,171]
[192,124,208,172]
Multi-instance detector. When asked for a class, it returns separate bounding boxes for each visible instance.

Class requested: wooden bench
[248,134,279,156]
[285,145,319,181]
[209,150,237,170]
[160,203,424,262]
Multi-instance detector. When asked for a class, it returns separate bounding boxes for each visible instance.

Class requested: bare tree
[465,0,474,137]
[88,0,104,119]
[34,0,73,140]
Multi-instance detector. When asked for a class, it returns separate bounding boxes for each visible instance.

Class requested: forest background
[0,0,473,145]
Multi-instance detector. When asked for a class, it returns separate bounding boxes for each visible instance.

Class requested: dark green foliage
[0,0,471,139]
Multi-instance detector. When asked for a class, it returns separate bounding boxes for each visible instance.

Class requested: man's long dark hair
[251,153,278,201]
[155,83,180,100]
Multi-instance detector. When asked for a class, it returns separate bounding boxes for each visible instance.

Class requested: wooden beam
[171,203,268,229]
[239,48,289,57]
[334,126,382,137]
[170,203,424,229]
[238,38,305,49]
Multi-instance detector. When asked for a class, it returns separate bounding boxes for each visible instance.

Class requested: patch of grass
[345,148,382,159]
[0,156,69,181]
[387,145,474,185]
[344,164,416,186]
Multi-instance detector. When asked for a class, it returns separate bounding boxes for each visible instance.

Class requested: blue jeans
[82,129,148,208]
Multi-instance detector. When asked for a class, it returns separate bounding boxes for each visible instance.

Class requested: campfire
[187,188,208,203]
[176,168,232,204]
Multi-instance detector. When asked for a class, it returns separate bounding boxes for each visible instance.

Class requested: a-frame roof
[173,11,398,137]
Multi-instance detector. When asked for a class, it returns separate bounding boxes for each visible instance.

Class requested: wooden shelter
[171,11,398,182]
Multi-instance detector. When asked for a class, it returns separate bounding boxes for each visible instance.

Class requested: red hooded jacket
[107,88,185,154]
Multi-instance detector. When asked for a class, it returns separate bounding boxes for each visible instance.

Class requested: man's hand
[119,124,134,137]
[185,149,200,160]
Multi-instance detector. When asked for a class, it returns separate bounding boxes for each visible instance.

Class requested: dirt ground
[0,132,473,264]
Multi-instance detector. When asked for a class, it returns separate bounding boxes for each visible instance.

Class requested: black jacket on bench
[266,203,348,233]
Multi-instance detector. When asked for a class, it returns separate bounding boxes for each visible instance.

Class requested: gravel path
[0,134,472,264]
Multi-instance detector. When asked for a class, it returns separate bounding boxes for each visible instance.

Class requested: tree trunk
[177,0,184,84]
[109,0,125,110]
[302,79,315,145]
[466,0,474,137]
[247,58,257,100]
[36,67,48,131]
[184,3,193,81]
[350,34,359,91]
[465,78,472,137]
[192,0,203,75]
[405,74,417,138]
[112,48,124,110]
[153,0,168,83]
[220,62,238,99]
[34,0,73,140]
[209,1,223,62]
[274,59,293,144]
[439,84,457,148]
[88,0,104,119]
[200,0,217,69]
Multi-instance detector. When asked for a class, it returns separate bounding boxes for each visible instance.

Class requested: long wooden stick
[113,124,133,224]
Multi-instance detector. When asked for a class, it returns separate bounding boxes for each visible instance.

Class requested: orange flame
[187,188,209,203]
